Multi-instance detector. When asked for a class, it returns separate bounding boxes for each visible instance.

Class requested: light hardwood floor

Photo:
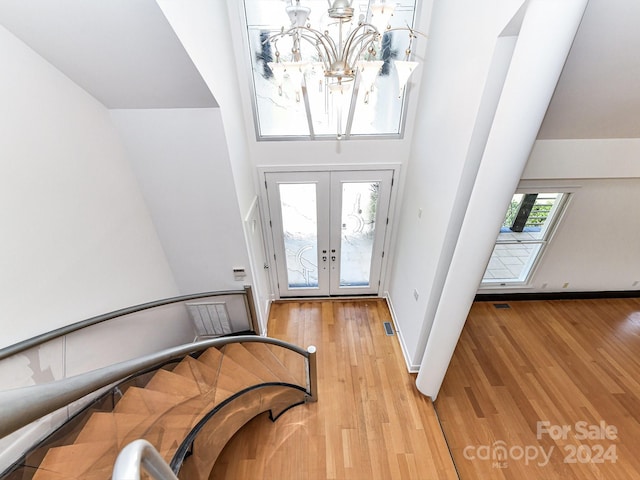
[435,298,640,479]
[210,299,458,480]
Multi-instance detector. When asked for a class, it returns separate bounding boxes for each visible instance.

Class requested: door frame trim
[258,164,402,300]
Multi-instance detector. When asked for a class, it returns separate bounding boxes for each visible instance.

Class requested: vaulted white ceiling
[0,0,217,109]
[537,0,640,139]
[0,0,637,138]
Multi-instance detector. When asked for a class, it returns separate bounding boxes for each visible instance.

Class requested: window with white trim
[482,192,568,285]
[242,0,420,140]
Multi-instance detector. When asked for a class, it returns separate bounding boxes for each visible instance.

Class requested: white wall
[478,138,640,293]
[416,0,589,398]
[524,138,640,179]
[155,0,256,217]
[387,0,525,369]
[156,0,271,320]
[527,178,640,291]
[0,25,179,349]
[243,197,272,333]
[110,108,251,294]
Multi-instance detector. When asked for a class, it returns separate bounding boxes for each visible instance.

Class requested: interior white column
[416,0,589,399]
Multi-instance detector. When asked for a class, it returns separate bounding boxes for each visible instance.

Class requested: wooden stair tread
[213,370,263,404]
[34,441,116,478]
[144,369,201,398]
[210,384,235,405]
[196,347,224,372]
[31,470,75,480]
[223,343,286,384]
[242,342,300,385]
[114,386,190,415]
[75,411,174,450]
[74,412,151,445]
[72,412,117,444]
[33,468,112,480]
[31,342,308,479]
[140,413,208,461]
[218,348,264,386]
[172,355,218,394]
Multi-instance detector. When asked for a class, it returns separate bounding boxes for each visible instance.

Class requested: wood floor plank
[436,299,640,479]
[210,299,457,480]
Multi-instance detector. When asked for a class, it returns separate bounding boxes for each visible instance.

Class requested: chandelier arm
[262,27,335,55]
[343,30,381,66]
[383,27,427,60]
[384,27,428,42]
[296,31,338,68]
[299,26,340,64]
[342,26,428,64]
[264,26,339,58]
[264,26,340,69]
[262,29,289,46]
[340,23,379,62]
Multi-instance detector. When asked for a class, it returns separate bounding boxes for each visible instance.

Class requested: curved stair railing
[0,287,319,479]
[0,286,260,452]
[1,336,317,479]
[0,335,317,439]
[0,286,259,362]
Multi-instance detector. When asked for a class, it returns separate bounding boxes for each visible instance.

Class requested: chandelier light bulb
[395,60,419,98]
[369,3,396,33]
[281,61,307,102]
[267,62,287,96]
[286,3,311,28]
[357,60,384,104]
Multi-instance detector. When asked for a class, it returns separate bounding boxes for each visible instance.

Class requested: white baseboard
[383,293,420,373]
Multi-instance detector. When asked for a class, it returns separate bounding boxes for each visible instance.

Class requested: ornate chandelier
[263,0,425,139]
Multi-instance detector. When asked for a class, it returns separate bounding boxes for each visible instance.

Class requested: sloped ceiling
[538,0,640,139]
[1,0,637,138]
[0,0,217,109]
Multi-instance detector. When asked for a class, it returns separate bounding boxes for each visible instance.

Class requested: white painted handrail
[112,439,178,480]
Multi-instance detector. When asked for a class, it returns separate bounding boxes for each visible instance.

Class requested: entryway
[264,170,394,297]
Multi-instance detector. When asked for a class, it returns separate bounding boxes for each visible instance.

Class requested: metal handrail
[0,286,255,361]
[0,335,315,438]
[306,345,318,402]
[112,440,178,480]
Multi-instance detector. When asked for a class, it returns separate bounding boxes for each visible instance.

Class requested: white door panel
[265,170,393,297]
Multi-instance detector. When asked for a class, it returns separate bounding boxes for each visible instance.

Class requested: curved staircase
[28,341,311,479]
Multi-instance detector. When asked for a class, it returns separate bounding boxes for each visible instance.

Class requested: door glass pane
[339,182,379,287]
[279,183,318,289]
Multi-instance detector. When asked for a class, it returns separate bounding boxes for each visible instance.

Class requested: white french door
[265,170,393,297]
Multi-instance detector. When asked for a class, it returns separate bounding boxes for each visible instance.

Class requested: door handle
[331,256,336,261]
[322,256,327,262]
